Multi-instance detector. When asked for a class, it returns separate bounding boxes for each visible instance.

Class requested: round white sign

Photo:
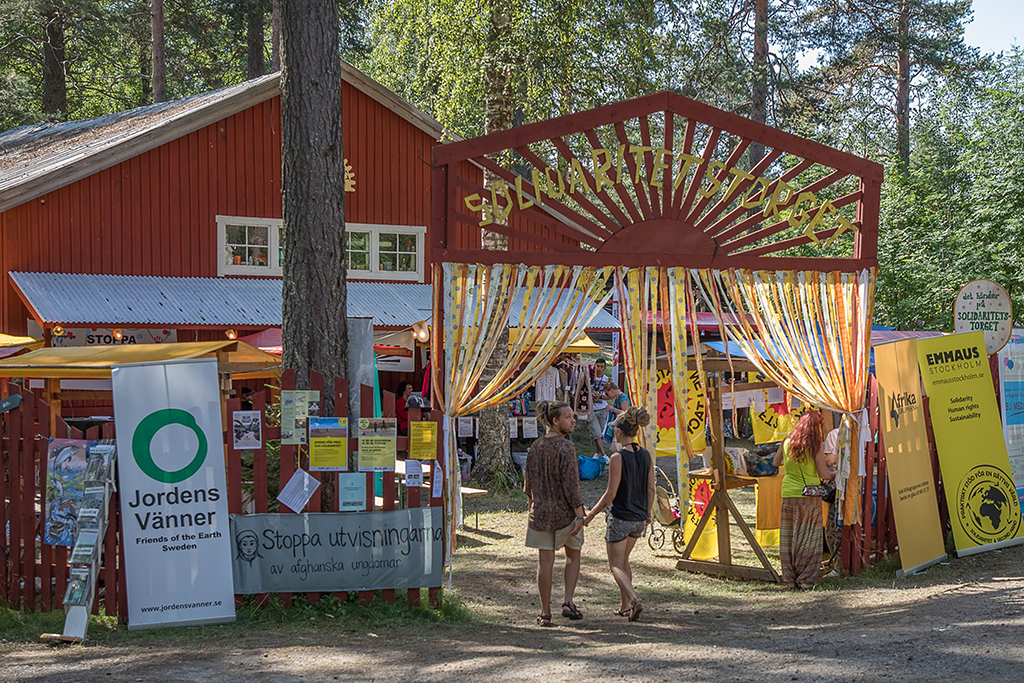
[953,279,1014,354]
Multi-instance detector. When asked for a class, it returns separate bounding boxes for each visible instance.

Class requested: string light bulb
[225,329,238,340]
[411,320,430,343]
[52,325,65,337]
[112,328,124,341]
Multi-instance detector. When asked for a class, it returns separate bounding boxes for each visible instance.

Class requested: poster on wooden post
[874,339,946,575]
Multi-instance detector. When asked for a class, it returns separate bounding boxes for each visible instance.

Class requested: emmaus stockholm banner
[917,332,1024,556]
[112,358,235,629]
[230,509,443,593]
[874,340,946,575]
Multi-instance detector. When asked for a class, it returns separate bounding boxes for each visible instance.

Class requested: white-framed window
[216,217,425,281]
[217,216,283,276]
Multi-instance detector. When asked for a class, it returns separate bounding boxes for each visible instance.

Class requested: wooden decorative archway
[431,92,882,582]
[431,90,881,270]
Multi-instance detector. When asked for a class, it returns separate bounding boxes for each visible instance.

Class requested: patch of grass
[0,604,68,642]
[0,592,471,645]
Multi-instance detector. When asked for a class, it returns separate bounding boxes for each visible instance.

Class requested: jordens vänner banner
[917,332,1024,556]
[112,358,235,629]
[874,339,946,575]
[230,509,443,593]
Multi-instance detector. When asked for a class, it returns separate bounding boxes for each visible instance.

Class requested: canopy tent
[237,328,415,358]
[0,333,44,359]
[508,328,599,354]
[0,340,279,378]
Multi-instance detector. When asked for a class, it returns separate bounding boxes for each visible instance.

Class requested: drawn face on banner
[236,530,261,565]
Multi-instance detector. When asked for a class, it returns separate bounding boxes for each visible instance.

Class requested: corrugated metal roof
[11,272,282,326]
[9,272,620,330]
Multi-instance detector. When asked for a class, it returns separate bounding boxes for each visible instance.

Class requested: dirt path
[4,494,1024,683]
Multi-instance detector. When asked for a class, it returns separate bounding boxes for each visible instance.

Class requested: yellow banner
[682,476,717,560]
[875,340,946,573]
[656,368,707,456]
[918,332,1024,554]
[752,403,806,444]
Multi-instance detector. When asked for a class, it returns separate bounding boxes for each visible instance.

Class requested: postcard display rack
[62,443,117,641]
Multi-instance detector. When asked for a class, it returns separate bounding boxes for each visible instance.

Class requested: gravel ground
[3,454,1023,682]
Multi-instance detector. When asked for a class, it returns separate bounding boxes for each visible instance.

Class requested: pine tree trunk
[151,0,166,103]
[895,0,911,171]
[748,0,769,169]
[247,0,265,79]
[471,0,514,489]
[271,0,281,71]
[280,0,348,413]
[41,4,67,119]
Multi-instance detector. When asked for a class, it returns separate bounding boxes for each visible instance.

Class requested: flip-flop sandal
[628,599,643,622]
[561,601,583,620]
[536,614,553,627]
[614,607,632,617]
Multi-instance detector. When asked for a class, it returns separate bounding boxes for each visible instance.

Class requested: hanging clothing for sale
[535,365,559,402]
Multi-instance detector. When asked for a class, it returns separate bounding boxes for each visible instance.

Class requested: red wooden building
[0,64,607,394]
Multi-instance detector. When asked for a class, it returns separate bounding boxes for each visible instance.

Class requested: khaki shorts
[526,521,584,551]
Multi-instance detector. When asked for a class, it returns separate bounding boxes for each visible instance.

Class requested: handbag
[797,444,835,501]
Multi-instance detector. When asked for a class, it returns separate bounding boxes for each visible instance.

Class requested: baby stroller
[647,466,684,552]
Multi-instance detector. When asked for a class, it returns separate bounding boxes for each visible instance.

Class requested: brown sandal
[614,607,632,617]
[536,614,553,627]
[628,599,643,622]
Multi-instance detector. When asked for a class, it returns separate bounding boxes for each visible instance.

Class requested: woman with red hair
[773,410,835,589]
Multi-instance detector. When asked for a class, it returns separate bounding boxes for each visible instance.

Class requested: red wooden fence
[1,370,445,620]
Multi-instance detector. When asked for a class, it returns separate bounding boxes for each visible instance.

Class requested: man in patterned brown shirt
[525,400,586,626]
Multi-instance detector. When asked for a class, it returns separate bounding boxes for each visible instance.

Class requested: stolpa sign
[112,358,235,629]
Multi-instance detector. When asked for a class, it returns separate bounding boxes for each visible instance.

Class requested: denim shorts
[606,514,647,543]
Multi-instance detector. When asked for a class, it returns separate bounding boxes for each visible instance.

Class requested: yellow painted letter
[591,148,616,193]
[465,193,492,227]
[673,153,704,191]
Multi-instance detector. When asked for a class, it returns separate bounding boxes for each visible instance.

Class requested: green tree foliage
[875,48,1024,328]
[800,0,982,168]
[361,0,664,137]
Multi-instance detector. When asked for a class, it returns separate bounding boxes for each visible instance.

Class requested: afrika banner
[997,329,1024,507]
[112,358,235,629]
[230,509,443,593]
[874,339,946,575]
[917,332,1024,556]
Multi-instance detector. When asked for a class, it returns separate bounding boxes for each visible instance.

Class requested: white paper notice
[457,417,474,438]
[337,472,366,512]
[432,464,444,499]
[765,387,784,404]
[522,417,538,439]
[753,391,766,413]
[509,417,518,439]
[405,460,423,489]
[277,468,320,512]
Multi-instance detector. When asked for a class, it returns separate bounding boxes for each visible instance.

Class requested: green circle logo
[132,409,208,483]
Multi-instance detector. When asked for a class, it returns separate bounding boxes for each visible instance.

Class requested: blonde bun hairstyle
[615,406,651,437]
[536,400,570,430]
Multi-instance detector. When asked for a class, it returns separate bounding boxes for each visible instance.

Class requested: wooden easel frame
[676,364,781,583]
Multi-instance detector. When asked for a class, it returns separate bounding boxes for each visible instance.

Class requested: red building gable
[0,65,523,338]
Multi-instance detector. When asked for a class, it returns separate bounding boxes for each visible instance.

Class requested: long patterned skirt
[780,497,823,588]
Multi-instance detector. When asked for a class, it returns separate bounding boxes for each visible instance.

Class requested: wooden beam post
[709,373,731,565]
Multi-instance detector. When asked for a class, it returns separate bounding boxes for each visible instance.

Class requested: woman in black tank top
[583,407,655,621]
